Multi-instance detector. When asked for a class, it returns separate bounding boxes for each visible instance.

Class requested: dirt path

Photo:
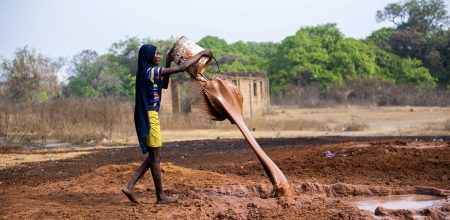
[0,136,449,219]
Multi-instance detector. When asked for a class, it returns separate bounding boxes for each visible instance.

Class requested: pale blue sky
[1,0,449,60]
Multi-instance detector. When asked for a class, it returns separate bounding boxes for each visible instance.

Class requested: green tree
[268,24,343,91]
[330,39,378,80]
[366,27,396,50]
[269,23,435,92]
[108,36,175,77]
[1,46,62,102]
[64,37,177,97]
[374,48,435,85]
[108,37,141,77]
[64,51,134,97]
[63,50,102,97]
[375,0,450,86]
[197,36,277,75]
[376,0,449,33]
[197,36,228,54]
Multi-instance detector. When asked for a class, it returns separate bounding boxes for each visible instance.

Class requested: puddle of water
[352,194,447,213]
[44,142,72,148]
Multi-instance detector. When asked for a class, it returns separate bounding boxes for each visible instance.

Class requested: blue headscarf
[135,44,157,152]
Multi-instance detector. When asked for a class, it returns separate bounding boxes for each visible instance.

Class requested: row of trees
[0,47,62,102]
[373,0,450,86]
[63,38,176,97]
[268,24,434,92]
[0,0,448,102]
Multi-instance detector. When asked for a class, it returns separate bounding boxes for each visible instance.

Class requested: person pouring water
[122,44,212,204]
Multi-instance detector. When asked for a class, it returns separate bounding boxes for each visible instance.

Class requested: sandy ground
[267,106,450,133]
[0,136,449,219]
[136,106,450,143]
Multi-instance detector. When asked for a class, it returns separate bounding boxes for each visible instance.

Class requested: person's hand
[201,50,213,58]
[196,74,208,82]
[165,55,172,68]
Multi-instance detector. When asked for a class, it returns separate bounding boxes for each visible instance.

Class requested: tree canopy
[61,21,442,97]
[2,0,448,100]
[63,38,176,98]
[376,0,449,33]
[197,36,277,73]
[268,24,434,92]
[1,46,62,102]
[375,0,449,86]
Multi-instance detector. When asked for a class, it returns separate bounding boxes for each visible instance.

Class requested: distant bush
[1,46,62,102]
[339,121,368,132]
[268,24,436,92]
[445,120,450,131]
[0,98,134,144]
[271,79,450,107]
[0,97,332,145]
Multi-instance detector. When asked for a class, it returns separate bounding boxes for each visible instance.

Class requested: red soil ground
[0,136,449,219]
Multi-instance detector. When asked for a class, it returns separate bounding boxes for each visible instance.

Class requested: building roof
[211,72,267,79]
[168,72,268,83]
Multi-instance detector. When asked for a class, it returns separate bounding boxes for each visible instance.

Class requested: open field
[0,136,449,219]
[156,105,450,142]
[2,104,450,145]
[104,106,450,143]
[264,105,450,134]
[2,105,448,168]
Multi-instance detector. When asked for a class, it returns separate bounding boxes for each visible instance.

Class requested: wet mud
[0,136,449,219]
[353,194,447,213]
[201,78,290,196]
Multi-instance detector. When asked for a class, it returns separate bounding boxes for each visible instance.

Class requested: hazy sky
[1,0,449,60]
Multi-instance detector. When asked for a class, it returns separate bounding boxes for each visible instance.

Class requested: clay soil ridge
[0,136,449,219]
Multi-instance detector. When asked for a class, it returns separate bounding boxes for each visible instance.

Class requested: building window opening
[260,81,263,98]
[253,80,257,97]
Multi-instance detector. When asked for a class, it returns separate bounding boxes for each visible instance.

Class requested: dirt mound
[297,183,449,198]
[2,162,448,219]
[374,203,450,220]
[1,136,449,219]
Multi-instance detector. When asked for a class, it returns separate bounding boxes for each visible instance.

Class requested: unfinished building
[160,72,270,118]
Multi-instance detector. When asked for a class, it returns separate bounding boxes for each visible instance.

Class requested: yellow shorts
[146,111,162,147]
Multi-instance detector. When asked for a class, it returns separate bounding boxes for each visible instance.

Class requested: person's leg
[149,147,177,204]
[122,157,150,203]
[146,110,176,203]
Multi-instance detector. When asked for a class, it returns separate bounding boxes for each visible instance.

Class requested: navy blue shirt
[145,67,163,112]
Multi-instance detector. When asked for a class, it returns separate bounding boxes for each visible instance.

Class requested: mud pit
[0,136,449,219]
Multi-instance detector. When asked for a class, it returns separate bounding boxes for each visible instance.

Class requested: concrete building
[160,72,270,118]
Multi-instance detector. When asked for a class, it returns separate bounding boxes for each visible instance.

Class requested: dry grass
[159,113,217,130]
[0,98,328,145]
[1,98,449,146]
[338,121,368,132]
[29,145,129,154]
[245,117,328,131]
[267,106,450,135]
[0,98,135,144]
[0,151,92,169]
[0,145,130,168]
[272,79,450,107]
[445,119,450,131]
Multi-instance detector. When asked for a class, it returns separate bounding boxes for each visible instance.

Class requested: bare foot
[156,194,178,204]
[122,187,139,204]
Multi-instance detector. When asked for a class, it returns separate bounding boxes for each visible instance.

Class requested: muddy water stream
[353,194,448,213]
[200,79,291,196]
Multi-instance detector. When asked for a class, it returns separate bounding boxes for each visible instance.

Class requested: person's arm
[161,57,172,89]
[165,56,172,69]
[160,50,213,76]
